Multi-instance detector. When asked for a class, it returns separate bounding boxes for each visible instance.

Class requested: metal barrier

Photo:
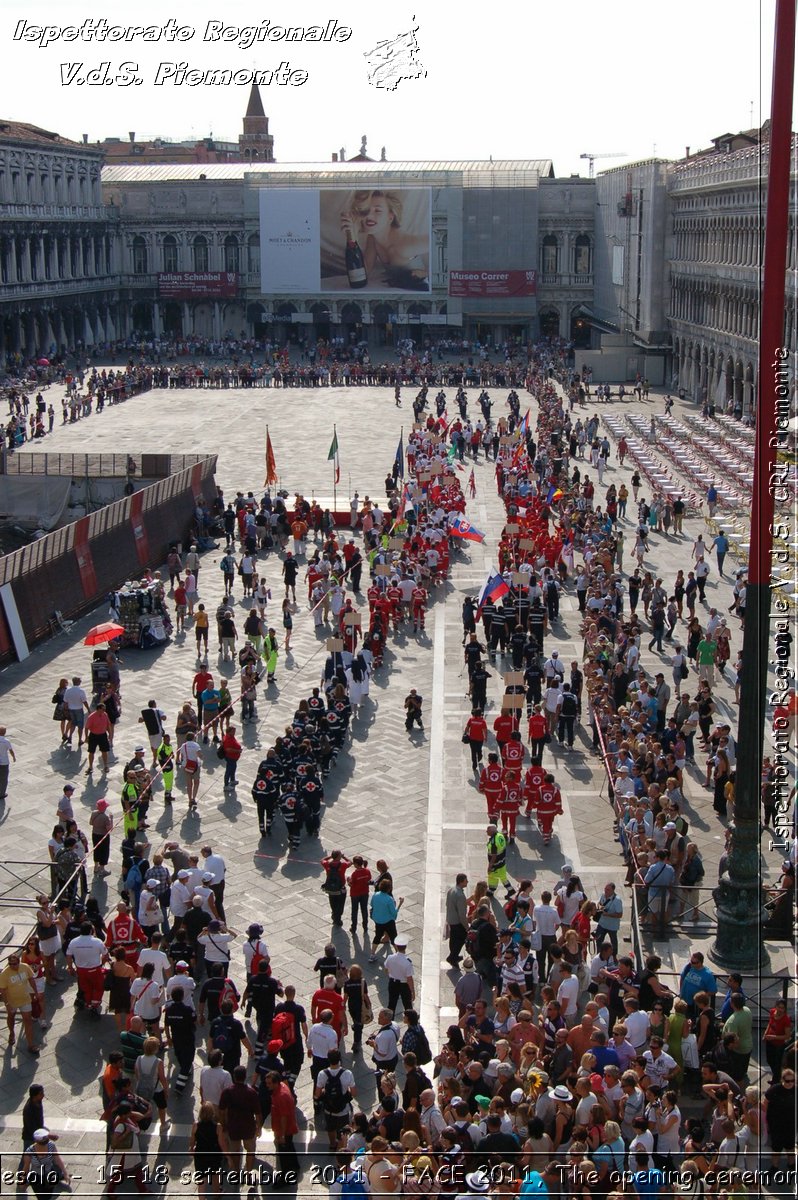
[1,451,207,478]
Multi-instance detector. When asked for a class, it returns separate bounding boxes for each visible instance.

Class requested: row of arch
[540,233,592,276]
[672,335,756,411]
[672,214,764,268]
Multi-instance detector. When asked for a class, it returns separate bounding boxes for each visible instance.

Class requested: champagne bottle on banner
[345,235,367,288]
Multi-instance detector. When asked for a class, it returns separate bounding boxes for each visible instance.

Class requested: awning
[574,305,620,335]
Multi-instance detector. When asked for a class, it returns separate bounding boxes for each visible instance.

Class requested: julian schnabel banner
[260,187,431,294]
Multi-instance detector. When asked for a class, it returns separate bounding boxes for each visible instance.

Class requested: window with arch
[224,235,240,274]
[193,235,209,273]
[132,235,148,275]
[573,234,591,275]
[162,235,178,273]
[247,233,260,275]
[541,234,559,274]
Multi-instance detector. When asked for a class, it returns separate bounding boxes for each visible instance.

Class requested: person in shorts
[63,677,89,747]
[85,703,112,773]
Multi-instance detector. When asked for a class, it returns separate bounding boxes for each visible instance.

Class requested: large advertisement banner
[260,187,431,294]
[158,273,238,298]
[448,269,537,298]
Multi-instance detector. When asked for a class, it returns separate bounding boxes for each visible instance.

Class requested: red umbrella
[84,622,125,646]
[37,357,50,365]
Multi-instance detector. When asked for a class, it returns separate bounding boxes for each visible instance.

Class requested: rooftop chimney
[685,146,690,159]
[332,152,338,162]
[82,133,88,144]
[129,131,135,143]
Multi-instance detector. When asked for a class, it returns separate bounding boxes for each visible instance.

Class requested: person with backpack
[556,684,578,749]
[208,997,252,1075]
[401,1051,433,1111]
[243,960,284,1054]
[400,1008,432,1066]
[273,985,308,1083]
[366,1008,400,1083]
[320,849,352,928]
[315,1048,357,1149]
[197,964,240,1027]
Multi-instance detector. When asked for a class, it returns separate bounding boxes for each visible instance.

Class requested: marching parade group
[0,339,795,1200]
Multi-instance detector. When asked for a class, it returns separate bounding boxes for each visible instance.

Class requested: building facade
[0,97,795,411]
[667,134,797,412]
[101,159,555,349]
[0,121,122,362]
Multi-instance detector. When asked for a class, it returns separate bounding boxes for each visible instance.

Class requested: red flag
[264,431,278,486]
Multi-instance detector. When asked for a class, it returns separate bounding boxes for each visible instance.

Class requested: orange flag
[265,431,278,486]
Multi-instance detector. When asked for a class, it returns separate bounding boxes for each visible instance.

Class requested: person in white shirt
[307,1012,340,1081]
[138,881,164,937]
[198,920,236,965]
[642,1038,678,1087]
[63,678,89,746]
[137,935,171,985]
[622,998,651,1050]
[614,766,636,799]
[383,940,414,1015]
[193,875,219,917]
[166,963,196,1010]
[200,846,227,918]
[315,1049,357,1150]
[418,1089,447,1149]
[367,1009,401,1074]
[242,924,270,978]
[200,1051,232,1106]
[543,684,562,735]
[66,922,108,1014]
[556,963,580,1027]
[169,873,193,921]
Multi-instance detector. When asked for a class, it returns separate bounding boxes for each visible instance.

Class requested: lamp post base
[712,875,768,971]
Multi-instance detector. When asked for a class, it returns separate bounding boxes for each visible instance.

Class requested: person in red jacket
[528,706,548,765]
[536,773,563,845]
[264,1071,300,1182]
[347,855,372,935]
[386,581,403,630]
[105,902,147,968]
[411,584,428,632]
[499,769,522,843]
[464,708,488,771]
[502,730,525,772]
[479,752,503,821]
[493,710,517,753]
[310,980,348,1038]
[221,725,242,791]
[523,763,546,818]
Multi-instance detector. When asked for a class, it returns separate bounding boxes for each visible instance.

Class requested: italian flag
[328,430,340,484]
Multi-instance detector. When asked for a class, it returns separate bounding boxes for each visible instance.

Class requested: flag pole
[332,422,337,514]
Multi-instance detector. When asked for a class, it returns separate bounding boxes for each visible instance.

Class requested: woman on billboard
[339,190,429,290]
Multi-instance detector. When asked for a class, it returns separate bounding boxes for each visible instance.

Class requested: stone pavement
[0,377,792,1193]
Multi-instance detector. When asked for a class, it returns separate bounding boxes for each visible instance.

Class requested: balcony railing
[0,275,122,298]
[537,272,593,287]
[0,203,116,221]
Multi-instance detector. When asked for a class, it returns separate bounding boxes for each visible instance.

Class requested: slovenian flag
[328,430,340,484]
[477,569,511,614]
[449,514,486,542]
[546,484,564,505]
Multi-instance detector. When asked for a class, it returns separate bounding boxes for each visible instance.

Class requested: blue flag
[394,433,405,479]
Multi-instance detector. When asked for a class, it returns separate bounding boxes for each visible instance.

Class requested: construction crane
[580,151,627,178]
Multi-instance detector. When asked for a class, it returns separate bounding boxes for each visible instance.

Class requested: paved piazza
[0,377,789,1191]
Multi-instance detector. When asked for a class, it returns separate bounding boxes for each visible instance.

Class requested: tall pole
[712,0,796,968]
[332,422,337,514]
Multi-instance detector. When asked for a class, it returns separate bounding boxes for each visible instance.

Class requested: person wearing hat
[198,919,237,967]
[19,1129,70,1196]
[89,798,113,877]
[384,938,415,1016]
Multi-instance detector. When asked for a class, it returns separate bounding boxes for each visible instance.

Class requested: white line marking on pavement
[421,604,446,1047]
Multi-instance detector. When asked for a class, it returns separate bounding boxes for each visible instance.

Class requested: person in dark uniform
[470,660,491,710]
[252,750,283,837]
